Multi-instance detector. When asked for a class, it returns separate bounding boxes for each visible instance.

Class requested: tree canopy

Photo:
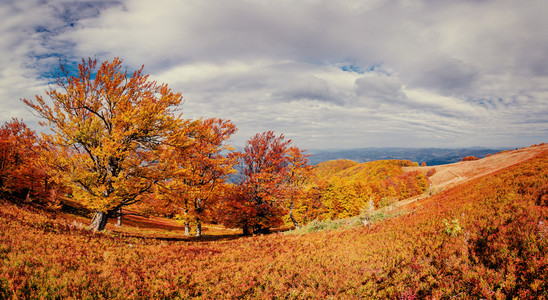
[0,118,46,200]
[23,58,191,231]
[157,117,237,236]
[221,131,310,234]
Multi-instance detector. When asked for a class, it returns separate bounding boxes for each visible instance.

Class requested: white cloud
[1,0,547,149]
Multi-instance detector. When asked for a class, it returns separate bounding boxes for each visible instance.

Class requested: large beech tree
[24,58,187,231]
[222,131,310,235]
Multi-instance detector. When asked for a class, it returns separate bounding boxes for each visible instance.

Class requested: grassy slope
[1,146,548,299]
[405,143,548,191]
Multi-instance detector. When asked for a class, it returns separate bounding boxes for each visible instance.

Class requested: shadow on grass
[109,230,248,243]
[106,213,246,243]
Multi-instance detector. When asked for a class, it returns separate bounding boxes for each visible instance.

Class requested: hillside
[405,143,548,192]
[304,159,428,220]
[311,159,358,179]
[1,144,547,298]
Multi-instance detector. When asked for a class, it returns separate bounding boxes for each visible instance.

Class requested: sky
[1,0,547,150]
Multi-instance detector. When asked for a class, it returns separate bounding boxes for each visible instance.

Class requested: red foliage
[221,131,310,234]
[1,150,548,298]
[0,119,49,201]
[461,156,479,161]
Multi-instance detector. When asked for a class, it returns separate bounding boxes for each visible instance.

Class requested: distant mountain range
[306,147,512,166]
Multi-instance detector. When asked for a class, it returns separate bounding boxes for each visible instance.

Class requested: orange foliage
[312,159,357,179]
[461,156,479,161]
[1,150,548,298]
[23,58,185,231]
[0,119,51,202]
[156,118,237,236]
[305,159,429,220]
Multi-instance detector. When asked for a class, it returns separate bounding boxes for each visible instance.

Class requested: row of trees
[10,57,311,234]
[6,57,433,235]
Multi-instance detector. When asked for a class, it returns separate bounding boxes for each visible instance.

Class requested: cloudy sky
[1,0,547,149]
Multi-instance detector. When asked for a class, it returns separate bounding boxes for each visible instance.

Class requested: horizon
[306,145,516,152]
[1,1,547,149]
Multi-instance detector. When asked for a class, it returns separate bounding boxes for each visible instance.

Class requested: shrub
[442,218,462,237]
[378,196,397,209]
[461,156,479,161]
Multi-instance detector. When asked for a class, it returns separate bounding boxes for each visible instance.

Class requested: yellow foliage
[302,159,430,221]
[23,58,191,229]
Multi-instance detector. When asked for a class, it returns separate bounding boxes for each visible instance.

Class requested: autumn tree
[284,146,313,228]
[23,57,186,231]
[157,118,237,236]
[221,131,310,235]
[0,119,47,200]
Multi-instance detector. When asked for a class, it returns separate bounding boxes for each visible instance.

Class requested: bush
[461,156,479,161]
[442,218,462,237]
[0,277,12,300]
[378,197,397,209]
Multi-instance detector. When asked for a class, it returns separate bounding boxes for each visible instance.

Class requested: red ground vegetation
[1,147,547,298]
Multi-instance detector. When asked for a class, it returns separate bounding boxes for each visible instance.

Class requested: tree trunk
[242,223,250,236]
[195,218,202,237]
[184,222,190,236]
[90,210,109,231]
[115,206,122,227]
[289,199,299,229]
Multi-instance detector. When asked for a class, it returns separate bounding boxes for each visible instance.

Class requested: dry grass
[404,143,548,191]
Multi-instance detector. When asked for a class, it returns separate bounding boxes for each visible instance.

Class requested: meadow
[1,148,547,299]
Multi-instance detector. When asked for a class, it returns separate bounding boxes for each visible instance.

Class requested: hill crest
[404,143,548,191]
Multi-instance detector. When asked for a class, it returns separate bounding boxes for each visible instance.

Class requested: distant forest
[308,147,509,165]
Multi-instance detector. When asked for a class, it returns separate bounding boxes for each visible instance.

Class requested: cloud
[1,0,547,149]
[275,76,337,104]
[355,72,405,106]
[406,57,478,95]
[0,0,121,123]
